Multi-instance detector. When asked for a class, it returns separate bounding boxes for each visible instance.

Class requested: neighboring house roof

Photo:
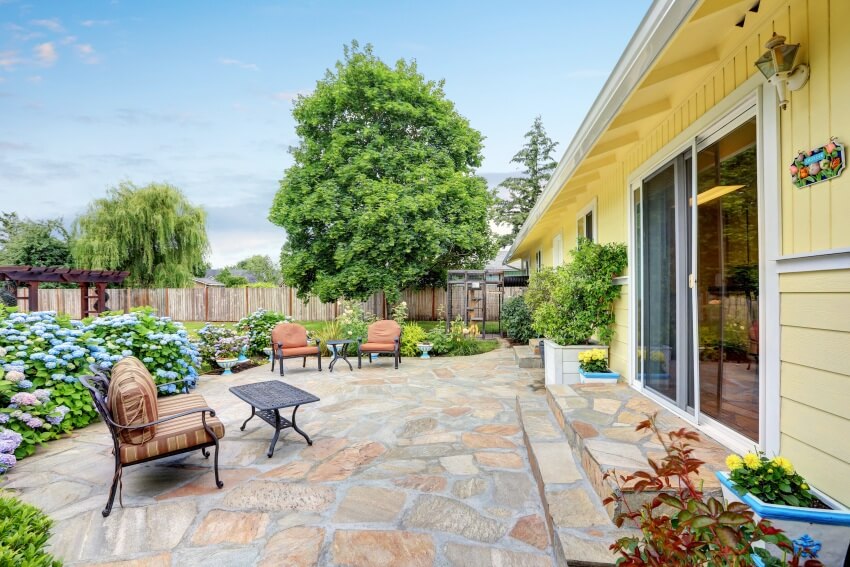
[485,248,522,271]
[507,0,703,260]
[205,268,258,283]
[192,277,225,287]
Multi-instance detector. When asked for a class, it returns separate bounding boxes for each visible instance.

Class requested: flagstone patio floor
[3,346,563,566]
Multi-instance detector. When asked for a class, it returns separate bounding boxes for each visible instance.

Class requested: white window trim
[576,198,598,242]
[552,234,563,265]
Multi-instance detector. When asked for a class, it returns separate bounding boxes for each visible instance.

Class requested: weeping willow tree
[72,182,210,287]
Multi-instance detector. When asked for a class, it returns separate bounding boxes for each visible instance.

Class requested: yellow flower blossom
[772,456,794,475]
[801,483,809,490]
[726,454,744,471]
[743,453,762,470]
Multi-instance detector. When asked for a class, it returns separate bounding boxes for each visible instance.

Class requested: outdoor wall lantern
[754,33,809,110]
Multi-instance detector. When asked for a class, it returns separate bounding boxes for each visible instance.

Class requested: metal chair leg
[302,357,306,368]
[213,439,223,489]
[103,461,120,517]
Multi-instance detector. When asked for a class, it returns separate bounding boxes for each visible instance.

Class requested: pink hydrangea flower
[10,392,40,407]
[5,370,24,383]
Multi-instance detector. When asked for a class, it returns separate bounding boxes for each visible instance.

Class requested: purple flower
[32,389,51,402]
[16,379,33,390]
[25,417,44,429]
[0,439,17,453]
[0,452,16,473]
[0,414,8,424]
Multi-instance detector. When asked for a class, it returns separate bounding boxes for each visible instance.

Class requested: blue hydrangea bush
[0,306,200,470]
[236,309,292,356]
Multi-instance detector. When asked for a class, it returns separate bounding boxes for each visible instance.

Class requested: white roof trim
[507,0,700,261]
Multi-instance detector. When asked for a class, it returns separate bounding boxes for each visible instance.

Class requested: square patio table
[229,380,320,457]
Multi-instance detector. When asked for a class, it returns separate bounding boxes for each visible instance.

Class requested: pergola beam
[0,266,129,317]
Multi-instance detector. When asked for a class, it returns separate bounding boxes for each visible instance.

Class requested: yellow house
[508,0,850,505]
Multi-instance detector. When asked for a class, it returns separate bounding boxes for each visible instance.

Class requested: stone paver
[2,346,556,566]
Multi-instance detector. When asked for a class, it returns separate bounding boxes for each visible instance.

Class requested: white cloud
[30,18,64,33]
[27,75,42,83]
[34,42,57,66]
[0,50,20,70]
[81,19,113,27]
[61,35,77,45]
[219,58,259,71]
[75,43,99,64]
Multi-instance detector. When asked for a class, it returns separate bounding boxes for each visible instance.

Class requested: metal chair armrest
[109,406,218,431]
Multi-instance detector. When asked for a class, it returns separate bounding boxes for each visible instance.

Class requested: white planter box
[543,340,608,386]
[718,471,850,565]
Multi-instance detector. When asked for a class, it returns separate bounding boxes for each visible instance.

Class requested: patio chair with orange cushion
[80,356,224,517]
[271,322,322,376]
[357,319,402,369]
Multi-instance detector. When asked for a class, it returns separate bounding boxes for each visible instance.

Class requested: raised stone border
[516,395,627,567]
[545,383,726,521]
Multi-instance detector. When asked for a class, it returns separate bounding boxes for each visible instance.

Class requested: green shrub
[336,300,376,341]
[236,309,291,355]
[501,295,534,343]
[426,324,451,355]
[400,322,426,357]
[310,320,342,356]
[526,238,627,345]
[0,493,62,566]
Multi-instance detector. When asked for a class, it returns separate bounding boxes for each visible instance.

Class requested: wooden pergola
[0,266,129,318]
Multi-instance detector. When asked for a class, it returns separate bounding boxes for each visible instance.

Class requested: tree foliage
[494,116,558,245]
[0,212,72,267]
[269,42,497,303]
[214,267,249,288]
[235,254,281,284]
[72,182,209,287]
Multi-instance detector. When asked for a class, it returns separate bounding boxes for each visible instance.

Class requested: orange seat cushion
[367,320,401,344]
[156,393,207,417]
[280,346,320,357]
[272,323,309,348]
[360,342,396,352]
[108,357,159,445]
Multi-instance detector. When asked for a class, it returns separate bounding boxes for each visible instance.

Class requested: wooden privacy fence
[16,286,525,322]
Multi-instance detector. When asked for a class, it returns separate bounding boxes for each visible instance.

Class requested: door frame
[626,75,781,455]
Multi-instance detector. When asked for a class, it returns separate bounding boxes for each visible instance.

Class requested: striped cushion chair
[81,356,224,517]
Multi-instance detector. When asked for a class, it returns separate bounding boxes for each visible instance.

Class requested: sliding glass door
[635,114,760,442]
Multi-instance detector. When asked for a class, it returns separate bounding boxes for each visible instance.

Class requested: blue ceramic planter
[578,368,620,384]
[717,471,850,565]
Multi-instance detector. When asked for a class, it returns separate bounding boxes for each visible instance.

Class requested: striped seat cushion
[108,357,159,445]
[119,405,225,465]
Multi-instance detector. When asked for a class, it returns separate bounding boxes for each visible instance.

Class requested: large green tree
[494,116,559,246]
[0,212,72,267]
[72,182,209,287]
[235,254,281,284]
[270,42,496,303]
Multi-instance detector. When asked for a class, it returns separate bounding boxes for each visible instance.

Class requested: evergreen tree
[72,182,209,287]
[494,116,559,246]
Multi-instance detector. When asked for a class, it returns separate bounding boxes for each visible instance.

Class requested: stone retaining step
[546,383,726,521]
[513,345,543,368]
[517,396,629,567]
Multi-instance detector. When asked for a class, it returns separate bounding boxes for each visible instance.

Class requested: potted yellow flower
[577,348,620,384]
[717,451,850,565]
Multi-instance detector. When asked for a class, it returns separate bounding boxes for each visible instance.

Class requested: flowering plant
[236,309,292,355]
[391,301,408,325]
[726,451,815,507]
[196,324,236,364]
[336,300,375,340]
[0,306,200,470]
[213,335,248,360]
[578,348,609,373]
[0,428,22,473]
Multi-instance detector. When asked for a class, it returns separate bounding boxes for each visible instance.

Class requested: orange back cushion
[367,320,401,343]
[107,356,159,445]
[271,323,308,348]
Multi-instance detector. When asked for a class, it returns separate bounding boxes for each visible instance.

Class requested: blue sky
[0,0,652,267]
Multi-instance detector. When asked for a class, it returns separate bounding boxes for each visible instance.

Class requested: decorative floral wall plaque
[790,138,845,188]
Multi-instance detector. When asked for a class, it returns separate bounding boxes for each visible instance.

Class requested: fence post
[165,288,170,318]
[245,287,249,317]
[204,287,209,321]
